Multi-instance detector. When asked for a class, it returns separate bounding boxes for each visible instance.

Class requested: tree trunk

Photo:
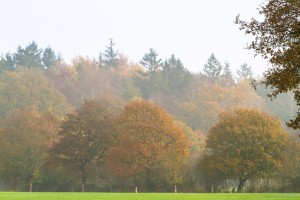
[29,182,32,192]
[237,179,246,192]
[80,169,86,192]
[81,184,85,192]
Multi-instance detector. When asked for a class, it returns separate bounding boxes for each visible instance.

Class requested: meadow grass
[0,193,300,200]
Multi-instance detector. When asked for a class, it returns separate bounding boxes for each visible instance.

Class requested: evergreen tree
[161,55,191,92]
[135,48,163,98]
[203,53,222,78]
[140,48,162,76]
[42,46,60,69]
[103,39,119,68]
[14,41,43,69]
[236,63,253,81]
[0,53,15,72]
[97,51,104,68]
[221,61,235,86]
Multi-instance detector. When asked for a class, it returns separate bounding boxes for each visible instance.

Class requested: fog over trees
[0,30,299,192]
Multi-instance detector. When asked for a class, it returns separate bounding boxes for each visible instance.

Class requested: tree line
[0,40,299,192]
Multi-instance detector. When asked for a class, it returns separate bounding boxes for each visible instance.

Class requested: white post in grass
[174,185,177,193]
[135,186,138,193]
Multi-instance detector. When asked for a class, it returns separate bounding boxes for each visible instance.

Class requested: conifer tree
[103,39,119,68]
[140,48,162,76]
[236,63,253,81]
[203,53,222,78]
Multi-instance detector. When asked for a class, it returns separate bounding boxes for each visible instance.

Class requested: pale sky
[0,0,268,75]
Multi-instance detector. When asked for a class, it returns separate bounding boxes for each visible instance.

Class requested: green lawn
[0,193,299,200]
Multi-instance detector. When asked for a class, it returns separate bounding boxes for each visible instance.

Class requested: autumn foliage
[0,108,61,192]
[235,0,300,128]
[200,108,288,192]
[0,40,299,192]
[106,99,189,189]
[49,99,114,192]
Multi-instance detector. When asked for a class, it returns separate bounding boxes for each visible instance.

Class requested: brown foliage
[106,99,189,187]
[235,0,300,128]
[0,108,61,191]
[49,99,114,192]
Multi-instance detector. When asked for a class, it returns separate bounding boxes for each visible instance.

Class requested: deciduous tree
[200,108,288,192]
[235,0,300,128]
[277,136,300,192]
[0,68,70,118]
[49,99,114,192]
[106,99,189,191]
[0,108,61,192]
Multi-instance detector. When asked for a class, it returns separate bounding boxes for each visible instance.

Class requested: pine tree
[97,51,104,68]
[42,46,60,69]
[0,53,15,72]
[140,48,162,76]
[161,55,191,92]
[103,39,119,68]
[236,63,253,81]
[203,53,222,78]
[14,41,43,69]
[221,61,235,86]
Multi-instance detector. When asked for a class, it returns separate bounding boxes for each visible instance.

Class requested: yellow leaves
[202,108,289,181]
[0,68,71,117]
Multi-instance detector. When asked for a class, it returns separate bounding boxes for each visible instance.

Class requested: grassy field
[0,193,299,200]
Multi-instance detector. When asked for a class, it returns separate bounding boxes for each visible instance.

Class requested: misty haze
[0,0,300,199]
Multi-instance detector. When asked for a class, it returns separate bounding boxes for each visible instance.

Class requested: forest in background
[0,40,299,193]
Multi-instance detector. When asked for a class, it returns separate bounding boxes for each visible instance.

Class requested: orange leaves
[106,99,189,184]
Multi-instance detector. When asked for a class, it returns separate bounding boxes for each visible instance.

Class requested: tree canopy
[0,68,70,117]
[200,108,288,192]
[0,108,61,192]
[0,40,299,192]
[106,99,189,190]
[235,0,300,128]
[0,42,60,70]
[49,99,115,192]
